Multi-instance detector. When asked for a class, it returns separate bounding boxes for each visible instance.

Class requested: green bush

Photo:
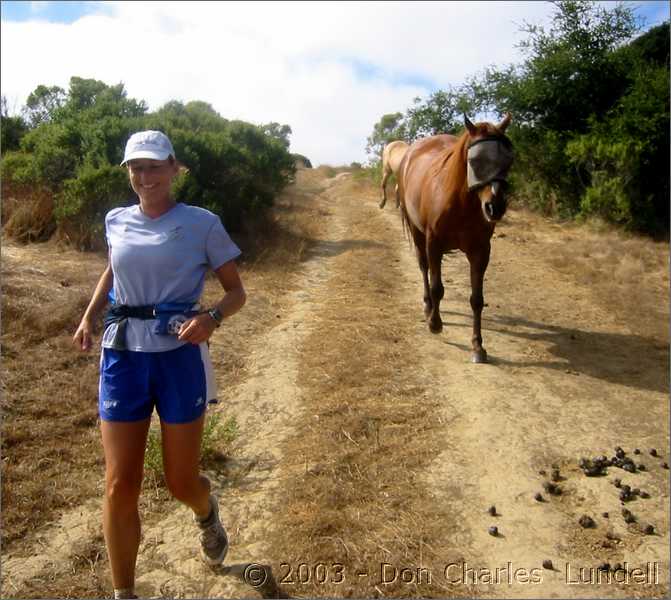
[157,115,295,231]
[0,109,28,155]
[1,151,38,187]
[1,78,296,246]
[54,164,131,250]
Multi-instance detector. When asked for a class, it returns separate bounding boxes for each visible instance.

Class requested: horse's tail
[397,188,417,255]
[396,155,414,248]
[399,194,410,241]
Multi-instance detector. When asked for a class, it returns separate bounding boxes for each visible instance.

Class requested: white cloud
[1,1,559,165]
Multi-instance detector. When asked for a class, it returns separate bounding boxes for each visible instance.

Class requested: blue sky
[1,1,669,165]
[1,0,111,23]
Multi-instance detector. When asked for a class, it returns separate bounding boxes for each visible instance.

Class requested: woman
[73,130,246,600]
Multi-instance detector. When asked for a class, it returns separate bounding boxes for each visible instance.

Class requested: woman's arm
[178,260,246,345]
[73,264,114,351]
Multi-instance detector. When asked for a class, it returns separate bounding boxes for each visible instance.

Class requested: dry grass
[5,531,110,600]
[265,174,473,598]
[1,242,108,552]
[510,209,669,343]
[2,188,56,243]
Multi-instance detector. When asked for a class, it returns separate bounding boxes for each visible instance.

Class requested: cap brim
[120,150,173,165]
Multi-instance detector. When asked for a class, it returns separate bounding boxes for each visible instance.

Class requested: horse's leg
[467,244,491,363]
[409,225,431,318]
[426,234,444,333]
[394,183,400,208]
[379,168,390,208]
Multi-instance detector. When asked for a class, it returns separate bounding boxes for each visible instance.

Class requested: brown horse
[379,140,409,209]
[397,114,513,362]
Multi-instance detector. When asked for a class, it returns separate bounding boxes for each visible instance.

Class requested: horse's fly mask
[466,137,514,191]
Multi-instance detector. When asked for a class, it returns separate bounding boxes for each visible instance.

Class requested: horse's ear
[464,114,477,135]
[497,112,512,132]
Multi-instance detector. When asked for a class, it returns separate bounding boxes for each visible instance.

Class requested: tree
[481,0,650,219]
[404,88,476,139]
[489,0,639,132]
[365,112,406,162]
[261,122,292,149]
[23,84,66,127]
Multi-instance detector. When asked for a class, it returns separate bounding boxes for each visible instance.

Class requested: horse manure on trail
[542,481,562,496]
[578,515,596,529]
[533,448,664,552]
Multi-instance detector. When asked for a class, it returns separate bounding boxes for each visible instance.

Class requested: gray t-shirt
[102,203,241,352]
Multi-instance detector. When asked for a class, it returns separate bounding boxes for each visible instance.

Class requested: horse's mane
[433,122,501,195]
[431,130,470,192]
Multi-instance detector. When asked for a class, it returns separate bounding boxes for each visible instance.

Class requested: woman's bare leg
[100,418,151,591]
[160,413,211,517]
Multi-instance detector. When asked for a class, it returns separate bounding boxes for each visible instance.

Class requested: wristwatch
[207,307,223,327]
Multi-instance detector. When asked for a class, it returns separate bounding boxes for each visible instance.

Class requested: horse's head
[464,113,514,223]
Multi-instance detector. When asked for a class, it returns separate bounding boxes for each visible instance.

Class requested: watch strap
[207,307,223,327]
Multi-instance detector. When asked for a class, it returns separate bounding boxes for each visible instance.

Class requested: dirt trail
[2,170,668,598]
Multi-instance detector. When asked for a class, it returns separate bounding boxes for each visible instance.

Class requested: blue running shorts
[99,343,217,424]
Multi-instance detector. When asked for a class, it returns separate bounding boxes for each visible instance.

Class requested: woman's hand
[73,318,95,351]
[177,313,218,345]
[178,260,246,345]
[73,264,113,352]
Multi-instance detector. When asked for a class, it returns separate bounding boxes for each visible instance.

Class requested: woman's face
[127,158,178,202]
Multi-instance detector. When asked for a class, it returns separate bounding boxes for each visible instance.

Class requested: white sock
[114,588,137,599]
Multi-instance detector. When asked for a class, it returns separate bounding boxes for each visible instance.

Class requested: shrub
[2,79,296,246]
[54,164,132,250]
[1,151,38,188]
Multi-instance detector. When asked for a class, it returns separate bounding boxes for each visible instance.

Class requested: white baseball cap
[121,130,175,165]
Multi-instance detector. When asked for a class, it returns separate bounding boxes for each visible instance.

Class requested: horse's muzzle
[482,181,507,222]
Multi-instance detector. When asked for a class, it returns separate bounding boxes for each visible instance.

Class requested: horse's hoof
[379,201,386,209]
[471,349,488,363]
[429,321,443,334]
